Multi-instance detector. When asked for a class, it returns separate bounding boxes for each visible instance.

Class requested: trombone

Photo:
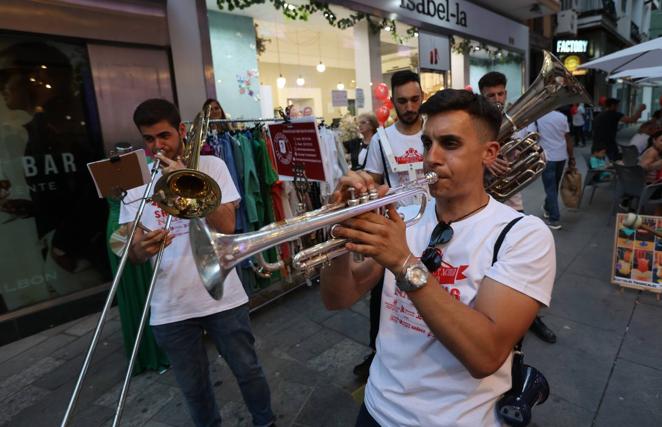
[61,107,221,426]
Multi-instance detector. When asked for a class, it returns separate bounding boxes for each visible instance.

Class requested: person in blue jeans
[525,110,575,230]
[120,99,274,427]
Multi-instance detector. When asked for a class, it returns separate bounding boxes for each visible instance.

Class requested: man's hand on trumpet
[330,170,413,276]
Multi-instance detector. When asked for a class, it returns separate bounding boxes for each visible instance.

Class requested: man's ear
[482,140,501,165]
[178,122,187,139]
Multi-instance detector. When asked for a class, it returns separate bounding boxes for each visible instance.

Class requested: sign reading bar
[556,39,589,54]
[267,121,327,182]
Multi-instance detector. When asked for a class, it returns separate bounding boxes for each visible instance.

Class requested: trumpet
[190,172,438,299]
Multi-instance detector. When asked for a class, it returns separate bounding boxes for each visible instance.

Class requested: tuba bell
[486,50,592,201]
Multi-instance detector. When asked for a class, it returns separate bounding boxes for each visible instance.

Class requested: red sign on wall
[267,121,326,182]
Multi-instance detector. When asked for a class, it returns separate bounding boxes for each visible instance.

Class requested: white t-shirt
[627,133,649,154]
[364,123,424,187]
[119,156,248,325]
[572,105,585,127]
[526,111,570,162]
[365,197,556,427]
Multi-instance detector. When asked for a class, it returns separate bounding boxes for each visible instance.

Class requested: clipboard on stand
[87,148,151,199]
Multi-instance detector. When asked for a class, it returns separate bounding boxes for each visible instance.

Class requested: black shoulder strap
[492,216,524,266]
[360,142,370,170]
[492,215,525,352]
[377,139,392,187]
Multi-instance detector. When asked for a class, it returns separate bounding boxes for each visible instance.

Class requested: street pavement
[1,143,661,427]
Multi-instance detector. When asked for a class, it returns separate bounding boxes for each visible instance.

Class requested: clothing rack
[184,117,325,124]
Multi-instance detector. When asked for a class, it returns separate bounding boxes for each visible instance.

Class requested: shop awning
[610,66,662,80]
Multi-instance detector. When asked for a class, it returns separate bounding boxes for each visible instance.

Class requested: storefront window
[207,6,361,123]
[0,35,109,314]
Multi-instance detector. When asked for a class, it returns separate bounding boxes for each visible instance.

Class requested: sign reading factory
[399,0,467,27]
[556,39,589,54]
[554,39,590,76]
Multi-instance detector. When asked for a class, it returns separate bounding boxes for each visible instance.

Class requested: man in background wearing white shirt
[529,109,575,230]
[352,70,426,381]
[480,72,557,343]
[478,71,525,213]
[364,70,425,187]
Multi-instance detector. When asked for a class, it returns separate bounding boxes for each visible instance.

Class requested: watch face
[406,266,429,286]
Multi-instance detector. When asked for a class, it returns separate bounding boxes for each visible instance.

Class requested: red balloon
[658,95,662,108]
[598,95,607,106]
[375,106,390,125]
[382,98,393,110]
[374,83,389,101]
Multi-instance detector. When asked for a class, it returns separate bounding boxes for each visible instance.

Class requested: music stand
[87,149,151,199]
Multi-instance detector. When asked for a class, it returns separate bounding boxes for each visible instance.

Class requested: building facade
[0,0,559,344]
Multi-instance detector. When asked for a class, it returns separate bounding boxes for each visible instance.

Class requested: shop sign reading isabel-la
[344,0,529,52]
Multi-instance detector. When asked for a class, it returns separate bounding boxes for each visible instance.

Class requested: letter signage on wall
[340,0,529,51]
[555,39,589,54]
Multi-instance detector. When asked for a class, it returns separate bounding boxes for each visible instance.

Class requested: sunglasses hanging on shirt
[421,222,453,273]
[421,199,490,273]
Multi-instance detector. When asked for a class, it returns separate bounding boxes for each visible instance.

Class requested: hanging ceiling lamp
[295,29,304,86]
[275,23,286,88]
[316,32,326,72]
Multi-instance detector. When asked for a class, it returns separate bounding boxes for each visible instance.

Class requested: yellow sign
[564,55,581,72]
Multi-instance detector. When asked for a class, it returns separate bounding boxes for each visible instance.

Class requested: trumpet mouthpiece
[424,171,439,184]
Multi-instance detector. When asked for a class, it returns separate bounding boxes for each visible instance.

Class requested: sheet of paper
[87,149,150,198]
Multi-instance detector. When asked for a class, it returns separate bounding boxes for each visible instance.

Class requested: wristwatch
[395,258,430,292]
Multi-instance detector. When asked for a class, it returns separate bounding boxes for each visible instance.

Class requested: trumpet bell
[153,169,221,219]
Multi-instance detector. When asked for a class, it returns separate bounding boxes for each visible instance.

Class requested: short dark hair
[605,98,620,108]
[420,89,502,140]
[391,70,421,94]
[133,98,181,129]
[478,71,507,92]
[652,129,662,140]
[653,109,661,120]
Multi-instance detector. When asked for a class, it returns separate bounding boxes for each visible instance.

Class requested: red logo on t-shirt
[432,263,468,285]
[394,148,423,164]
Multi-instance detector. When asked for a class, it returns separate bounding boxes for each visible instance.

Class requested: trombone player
[321,90,556,426]
[120,99,274,427]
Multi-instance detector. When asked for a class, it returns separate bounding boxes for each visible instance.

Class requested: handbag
[560,167,583,209]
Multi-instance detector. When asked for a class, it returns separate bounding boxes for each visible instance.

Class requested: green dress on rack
[106,198,169,375]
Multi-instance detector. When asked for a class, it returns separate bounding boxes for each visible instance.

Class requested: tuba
[486,50,591,201]
[151,105,221,218]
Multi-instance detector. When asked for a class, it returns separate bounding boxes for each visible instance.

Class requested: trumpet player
[321,89,556,426]
[120,99,274,427]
